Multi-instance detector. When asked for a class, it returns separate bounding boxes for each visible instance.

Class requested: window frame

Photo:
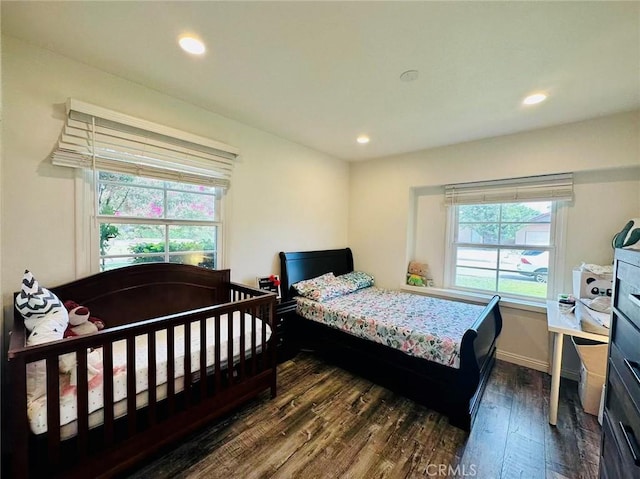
[74,169,227,276]
[443,200,567,303]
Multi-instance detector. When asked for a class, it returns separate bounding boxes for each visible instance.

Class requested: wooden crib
[6,263,277,478]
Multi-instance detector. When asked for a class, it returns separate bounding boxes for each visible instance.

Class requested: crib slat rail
[7,267,277,479]
[102,341,115,447]
[148,332,157,426]
[76,350,89,459]
[45,355,61,466]
[126,336,137,437]
[184,319,192,407]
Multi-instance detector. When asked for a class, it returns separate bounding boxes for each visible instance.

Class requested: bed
[279,248,502,431]
[6,263,277,478]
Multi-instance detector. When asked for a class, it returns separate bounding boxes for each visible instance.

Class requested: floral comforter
[296,287,486,368]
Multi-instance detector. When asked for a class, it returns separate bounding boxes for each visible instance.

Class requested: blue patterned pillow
[338,271,375,292]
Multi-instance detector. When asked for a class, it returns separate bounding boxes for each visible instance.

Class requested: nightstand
[275,299,297,363]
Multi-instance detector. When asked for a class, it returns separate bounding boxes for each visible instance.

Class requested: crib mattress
[28,311,272,438]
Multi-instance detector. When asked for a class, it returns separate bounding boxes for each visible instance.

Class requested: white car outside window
[516,250,549,283]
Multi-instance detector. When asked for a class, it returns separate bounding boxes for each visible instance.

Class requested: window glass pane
[498,249,522,274]
[166,191,218,220]
[99,183,164,218]
[168,225,217,269]
[164,181,218,194]
[501,201,551,223]
[99,255,165,272]
[99,257,137,272]
[455,266,497,291]
[457,205,501,244]
[98,172,164,188]
[515,250,549,283]
[456,247,498,269]
[458,204,500,223]
[498,271,547,298]
[450,200,554,299]
[169,253,217,269]
[97,171,221,272]
[99,222,165,262]
[504,224,550,246]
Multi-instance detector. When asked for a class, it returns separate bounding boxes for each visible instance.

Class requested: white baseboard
[496,349,548,372]
[496,349,580,381]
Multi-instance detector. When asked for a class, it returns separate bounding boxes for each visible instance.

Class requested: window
[50,98,238,274]
[97,172,221,271]
[444,174,572,302]
[448,201,555,300]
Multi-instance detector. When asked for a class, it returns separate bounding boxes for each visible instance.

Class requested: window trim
[444,200,567,303]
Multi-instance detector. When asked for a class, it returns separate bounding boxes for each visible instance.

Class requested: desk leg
[549,332,564,426]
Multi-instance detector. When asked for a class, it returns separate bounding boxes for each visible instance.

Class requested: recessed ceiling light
[178,35,206,55]
[357,135,370,144]
[523,93,547,105]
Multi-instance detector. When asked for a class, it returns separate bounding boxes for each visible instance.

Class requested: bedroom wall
[349,111,640,376]
[0,36,349,318]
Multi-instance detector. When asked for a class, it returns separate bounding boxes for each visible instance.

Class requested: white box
[579,363,605,416]
[572,269,613,299]
[572,336,608,416]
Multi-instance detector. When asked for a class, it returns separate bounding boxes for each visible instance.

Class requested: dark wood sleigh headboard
[279,248,354,301]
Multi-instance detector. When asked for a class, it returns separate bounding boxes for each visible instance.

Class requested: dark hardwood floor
[126,353,601,479]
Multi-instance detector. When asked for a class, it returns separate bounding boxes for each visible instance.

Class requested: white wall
[350,111,640,375]
[0,36,349,314]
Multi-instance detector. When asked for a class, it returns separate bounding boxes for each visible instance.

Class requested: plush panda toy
[612,218,640,250]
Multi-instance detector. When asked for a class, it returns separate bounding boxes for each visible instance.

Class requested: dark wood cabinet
[275,299,298,363]
[600,248,640,479]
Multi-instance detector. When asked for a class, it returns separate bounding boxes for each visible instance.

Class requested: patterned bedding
[296,287,486,368]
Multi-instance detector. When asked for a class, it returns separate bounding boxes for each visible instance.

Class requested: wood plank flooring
[125,353,601,479]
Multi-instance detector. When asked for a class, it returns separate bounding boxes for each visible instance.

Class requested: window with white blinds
[443,174,572,302]
[51,99,237,273]
[52,98,239,188]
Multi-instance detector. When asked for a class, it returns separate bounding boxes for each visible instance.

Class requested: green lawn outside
[456,274,546,298]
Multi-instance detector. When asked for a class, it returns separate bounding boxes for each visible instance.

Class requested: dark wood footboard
[6,264,277,479]
[450,294,502,430]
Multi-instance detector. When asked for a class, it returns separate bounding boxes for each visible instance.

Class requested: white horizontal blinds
[52,99,239,188]
[444,173,573,205]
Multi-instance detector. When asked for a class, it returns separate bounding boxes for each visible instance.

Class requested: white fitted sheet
[28,311,272,438]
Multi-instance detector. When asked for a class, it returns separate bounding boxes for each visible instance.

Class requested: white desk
[546,300,609,426]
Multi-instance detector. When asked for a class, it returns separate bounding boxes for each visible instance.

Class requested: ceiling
[3,1,639,161]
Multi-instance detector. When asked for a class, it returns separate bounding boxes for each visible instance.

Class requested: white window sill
[400,284,547,314]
